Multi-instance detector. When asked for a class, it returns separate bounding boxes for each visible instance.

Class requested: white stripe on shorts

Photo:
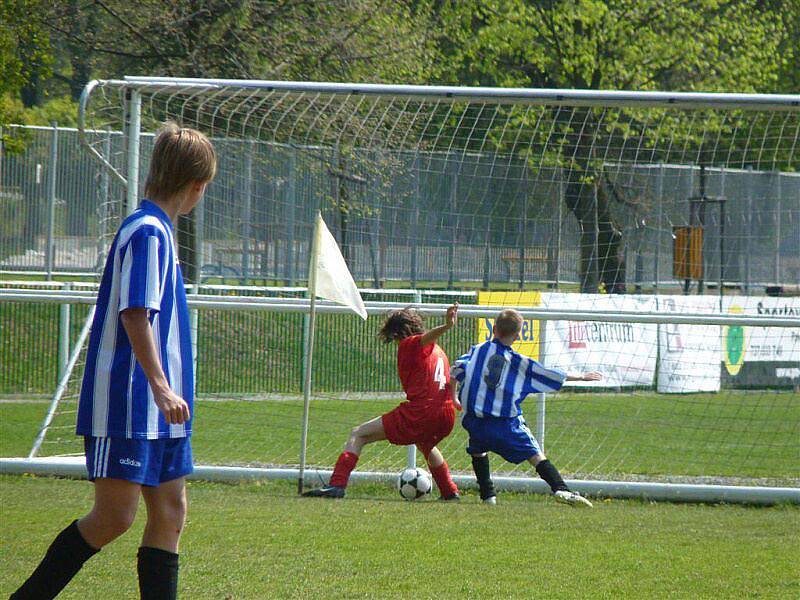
[102,438,111,478]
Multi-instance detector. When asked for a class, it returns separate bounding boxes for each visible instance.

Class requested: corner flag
[299,211,366,494]
[310,212,367,320]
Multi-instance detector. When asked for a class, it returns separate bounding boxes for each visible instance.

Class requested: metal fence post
[58,282,71,382]
[654,164,664,290]
[556,172,563,289]
[744,166,753,294]
[242,141,254,285]
[286,148,296,286]
[448,167,456,289]
[96,129,112,270]
[125,90,142,217]
[774,172,781,285]
[410,160,419,288]
[46,122,58,280]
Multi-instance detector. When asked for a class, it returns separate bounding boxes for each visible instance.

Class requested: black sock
[471,454,496,500]
[535,459,569,493]
[11,519,99,599]
[137,546,179,600]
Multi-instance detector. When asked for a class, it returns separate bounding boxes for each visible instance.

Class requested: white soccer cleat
[553,490,593,508]
[482,495,497,505]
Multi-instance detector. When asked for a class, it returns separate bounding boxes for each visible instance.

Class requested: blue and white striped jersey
[451,339,566,418]
[77,200,193,439]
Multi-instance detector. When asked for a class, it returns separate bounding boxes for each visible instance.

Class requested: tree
[0,0,54,150]
[435,0,788,292]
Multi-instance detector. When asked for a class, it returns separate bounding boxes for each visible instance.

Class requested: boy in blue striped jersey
[452,309,601,507]
[12,123,216,600]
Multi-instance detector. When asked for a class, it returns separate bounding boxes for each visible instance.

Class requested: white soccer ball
[397,467,432,501]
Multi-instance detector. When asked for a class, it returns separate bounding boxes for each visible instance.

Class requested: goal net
[8,78,799,502]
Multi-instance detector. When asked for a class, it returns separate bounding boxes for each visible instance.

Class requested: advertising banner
[476,291,541,360]
[541,293,657,388]
[720,296,800,388]
[656,296,721,393]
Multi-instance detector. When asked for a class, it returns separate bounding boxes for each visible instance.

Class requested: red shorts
[381,401,455,456]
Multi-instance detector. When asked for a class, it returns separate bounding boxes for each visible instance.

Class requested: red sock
[329,451,359,488]
[430,460,458,497]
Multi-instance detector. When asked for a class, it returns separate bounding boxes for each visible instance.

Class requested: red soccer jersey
[397,335,452,406]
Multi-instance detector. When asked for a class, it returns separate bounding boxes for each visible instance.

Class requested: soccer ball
[397,467,432,501]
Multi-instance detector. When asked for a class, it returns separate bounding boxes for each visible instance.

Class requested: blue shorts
[462,412,541,464]
[84,436,193,487]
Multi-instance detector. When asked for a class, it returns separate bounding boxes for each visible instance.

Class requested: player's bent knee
[528,453,545,466]
[98,506,137,539]
[160,493,187,523]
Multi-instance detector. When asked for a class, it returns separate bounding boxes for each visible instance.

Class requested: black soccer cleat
[302,485,345,498]
[439,493,461,502]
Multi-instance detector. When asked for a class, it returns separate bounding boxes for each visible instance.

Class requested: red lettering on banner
[568,322,586,349]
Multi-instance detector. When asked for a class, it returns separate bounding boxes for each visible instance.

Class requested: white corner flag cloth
[311,213,368,320]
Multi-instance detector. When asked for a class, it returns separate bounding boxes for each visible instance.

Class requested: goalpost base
[2,457,797,506]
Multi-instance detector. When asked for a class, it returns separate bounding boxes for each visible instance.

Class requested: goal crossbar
[117,77,800,111]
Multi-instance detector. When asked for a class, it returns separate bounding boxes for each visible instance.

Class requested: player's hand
[453,396,462,412]
[153,387,191,424]
[582,371,603,382]
[445,303,459,329]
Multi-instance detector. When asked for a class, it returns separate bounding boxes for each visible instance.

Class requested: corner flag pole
[298,212,321,495]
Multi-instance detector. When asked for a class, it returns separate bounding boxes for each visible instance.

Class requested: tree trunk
[557,108,626,293]
[596,180,626,293]
[564,180,599,293]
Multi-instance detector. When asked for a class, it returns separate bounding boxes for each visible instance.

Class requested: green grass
[4,390,799,483]
[0,476,798,599]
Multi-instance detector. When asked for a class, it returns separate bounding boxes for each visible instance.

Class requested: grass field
[1,476,798,599]
[3,282,798,597]
[3,342,799,597]
[4,389,799,484]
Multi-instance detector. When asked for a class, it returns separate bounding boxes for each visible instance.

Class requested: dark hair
[494,309,523,338]
[378,308,426,343]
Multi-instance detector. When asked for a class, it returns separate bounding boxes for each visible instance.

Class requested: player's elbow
[120,307,148,327]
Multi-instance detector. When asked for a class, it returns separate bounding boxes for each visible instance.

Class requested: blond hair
[144,122,217,200]
[494,309,523,338]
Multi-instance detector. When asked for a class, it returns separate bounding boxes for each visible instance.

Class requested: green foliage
[20,96,80,127]
[0,0,52,98]
[0,0,54,150]
[438,0,784,92]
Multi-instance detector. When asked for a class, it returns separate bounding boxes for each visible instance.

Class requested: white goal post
[3,77,798,505]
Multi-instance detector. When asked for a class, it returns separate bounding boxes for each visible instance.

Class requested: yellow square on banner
[477,291,541,360]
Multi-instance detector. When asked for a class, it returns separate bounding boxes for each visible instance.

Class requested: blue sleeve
[118,228,164,313]
[521,358,567,394]
[450,346,475,383]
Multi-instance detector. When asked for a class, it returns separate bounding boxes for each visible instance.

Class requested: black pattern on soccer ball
[397,468,432,501]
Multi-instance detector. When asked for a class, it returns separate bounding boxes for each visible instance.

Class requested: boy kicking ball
[452,309,602,507]
[304,304,462,501]
[11,123,216,599]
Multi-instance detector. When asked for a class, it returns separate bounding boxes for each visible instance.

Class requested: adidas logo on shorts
[119,457,142,468]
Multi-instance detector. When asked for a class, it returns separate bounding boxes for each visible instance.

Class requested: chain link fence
[2,125,798,288]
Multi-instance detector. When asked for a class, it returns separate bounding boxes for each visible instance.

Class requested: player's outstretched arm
[420,303,458,346]
[566,371,603,382]
[120,307,190,424]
